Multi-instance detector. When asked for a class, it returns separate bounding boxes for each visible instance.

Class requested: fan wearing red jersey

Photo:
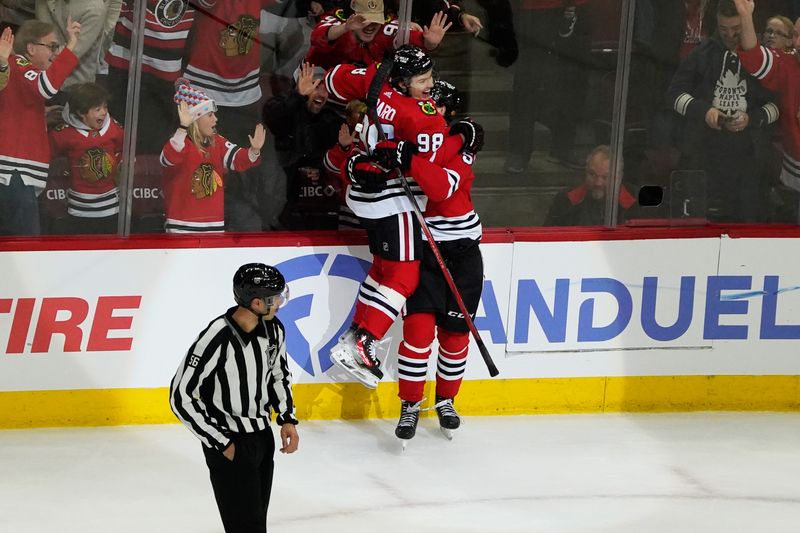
[49,82,124,235]
[159,80,265,234]
[0,19,82,236]
[105,0,196,153]
[304,0,451,70]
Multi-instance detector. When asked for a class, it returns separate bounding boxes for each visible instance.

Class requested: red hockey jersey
[413,149,481,242]
[0,50,79,190]
[184,0,270,107]
[106,0,196,82]
[305,10,426,70]
[159,132,259,232]
[739,45,800,192]
[324,62,460,218]
[49,116,124,218]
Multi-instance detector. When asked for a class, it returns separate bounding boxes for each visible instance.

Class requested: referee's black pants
[202,429,276,533]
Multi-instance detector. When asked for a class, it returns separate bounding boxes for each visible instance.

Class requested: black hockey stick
[365,60,499,377]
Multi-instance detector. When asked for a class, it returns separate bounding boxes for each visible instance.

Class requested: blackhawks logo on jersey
[219,15,258,57]
[419,101,437,116]
[78,148,114,183]
[191,163,223,199]
[154,0,189,28]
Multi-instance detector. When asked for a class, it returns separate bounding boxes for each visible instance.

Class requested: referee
[170,263,300,533]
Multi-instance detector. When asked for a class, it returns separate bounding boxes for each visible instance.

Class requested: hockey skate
[395,400,422,450]
[329,328,386,389]
[433,396,460,440]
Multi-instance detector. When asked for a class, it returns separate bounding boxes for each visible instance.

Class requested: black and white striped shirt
[170,307,298,451]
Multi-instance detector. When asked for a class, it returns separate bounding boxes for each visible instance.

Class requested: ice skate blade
[330,347,379,389]
[401,439,409,451]
[440,426,454,440]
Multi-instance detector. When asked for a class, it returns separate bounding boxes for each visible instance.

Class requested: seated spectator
[544,145,637,226]
[160,80,264,234]
[263,63,343,230]
[0,18,81,236]
[35,0,122,87]
[0,26,11,91]
[49,82,123,234]
[303,0,450,70]
[667,0,778,223]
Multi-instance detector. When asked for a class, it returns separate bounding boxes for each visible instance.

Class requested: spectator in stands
[105,0,195,153]
[325,98,365,228]
[181,0,274,232]
[504,0,592,174]
[735,0,800,221]
[667,0,779,223]
[544,145,637,226]
[160,80,265,234]
[0,26,11,91]
[303,0,450,70]
[384,0,483,35]
[263,63,343,229]
[0,18,81,236]
[49,82,123,234]
[762,13,795,50]
[35,0,122,87]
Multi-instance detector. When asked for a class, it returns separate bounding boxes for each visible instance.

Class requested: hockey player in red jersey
[0,18,82,235]
[159,80,265,233]
[304,0,451,70]
[391,81,484,442]
[49,82,124,235]
[326,46,484,390]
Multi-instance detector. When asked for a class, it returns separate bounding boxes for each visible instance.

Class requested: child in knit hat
[159,79,265,233]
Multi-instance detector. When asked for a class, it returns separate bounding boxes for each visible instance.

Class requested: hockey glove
[372,139,418,171]
[449,119,485,155]
[346,154,388,193]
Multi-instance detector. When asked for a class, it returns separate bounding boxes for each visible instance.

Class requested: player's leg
[434,328,469,432]
[395,312,436,439]
[347,213,423,379]
[434,239,484,434]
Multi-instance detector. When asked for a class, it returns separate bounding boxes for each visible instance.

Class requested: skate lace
[398,401,421,427]
[432,398,458,418]
[357,334,379,365]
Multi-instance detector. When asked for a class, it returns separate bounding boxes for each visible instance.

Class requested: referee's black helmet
[233,263,286,308]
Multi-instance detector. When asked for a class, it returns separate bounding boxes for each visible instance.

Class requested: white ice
[1,413,799,532]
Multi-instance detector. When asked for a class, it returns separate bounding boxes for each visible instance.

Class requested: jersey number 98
[416,133,444,153]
